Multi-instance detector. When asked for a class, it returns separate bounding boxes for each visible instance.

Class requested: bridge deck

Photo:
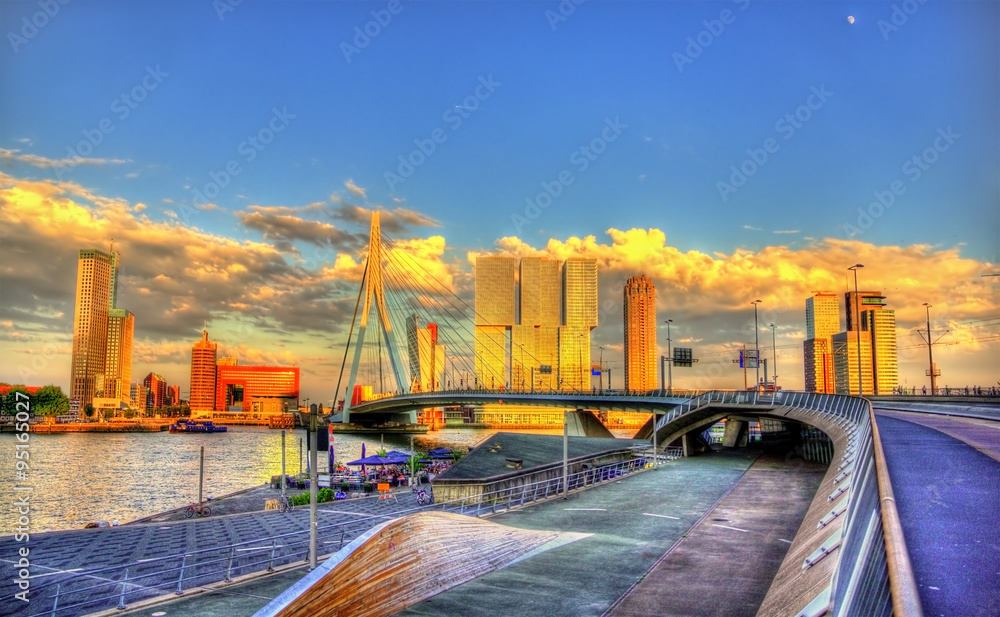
[874,410,1000,617]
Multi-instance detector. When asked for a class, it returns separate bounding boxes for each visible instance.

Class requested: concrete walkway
[97,449,825,617]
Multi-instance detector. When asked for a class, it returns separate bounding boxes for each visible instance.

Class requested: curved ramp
[253,512,559,617]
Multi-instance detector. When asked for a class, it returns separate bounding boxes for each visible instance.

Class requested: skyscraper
[474,256,515,389]
[560,259,598,391]
[623,275,657,392]
[105,308,134,402]
[190,330,218,411]
[71,248,132,409]
[406,315,446,392]
[168,384,181,406]
[832,291,898,395]
[803,292,839,393]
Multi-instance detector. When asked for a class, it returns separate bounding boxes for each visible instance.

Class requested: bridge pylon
[340,212,411,424]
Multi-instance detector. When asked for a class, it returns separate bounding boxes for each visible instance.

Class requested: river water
[1,426,583,535]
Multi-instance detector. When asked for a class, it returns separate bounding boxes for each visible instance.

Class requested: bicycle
[278,494,292,513]
[185,502,211,518]
[413,488,433,506]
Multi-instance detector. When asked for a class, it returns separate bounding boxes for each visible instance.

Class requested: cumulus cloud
[235,204,365,253]
[330,202,441,235]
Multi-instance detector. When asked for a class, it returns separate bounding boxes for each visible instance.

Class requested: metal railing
[20,455,669,617]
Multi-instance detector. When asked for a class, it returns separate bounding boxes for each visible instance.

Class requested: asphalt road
[874,412,1000,617]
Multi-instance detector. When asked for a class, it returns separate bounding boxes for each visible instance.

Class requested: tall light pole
[599,346,604,392]
[751,300,762,388]
[848,264,864,396]
[923,303,937,395]
[769,323,777,387]
[665,319,673,393]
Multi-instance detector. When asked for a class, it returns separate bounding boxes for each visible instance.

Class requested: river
[1,426,584,535]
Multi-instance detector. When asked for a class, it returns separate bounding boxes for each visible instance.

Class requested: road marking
[318,510,396,519]
[712,523,749,533]
[643,513,680,520]
[779,538,793,544]
[564,508,606,511]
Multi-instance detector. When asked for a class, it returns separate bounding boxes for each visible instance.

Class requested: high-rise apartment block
[829,291,898,395]
[623,275,657,391]
[803,292,839,393]
[474,255,597,391]
[189,330,218,411]
[70,248,134,409]
[168,384,181,406]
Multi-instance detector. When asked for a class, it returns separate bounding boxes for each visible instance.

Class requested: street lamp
[769,323,777,388]
[848,264,864,396]
[599,346,604,392]
[923,303,937,395]
[665,319,673,393]
[751,300,762,389]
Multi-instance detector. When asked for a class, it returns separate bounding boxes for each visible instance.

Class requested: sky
[0,0,998,404]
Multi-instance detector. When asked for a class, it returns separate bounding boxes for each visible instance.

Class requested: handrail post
[267,541,277,573]
[175,554,186,594]
[49,583,60,617]
[116,568,129,610]
[225,547,235,582]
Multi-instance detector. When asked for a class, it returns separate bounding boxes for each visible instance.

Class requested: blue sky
[1,0,998,399]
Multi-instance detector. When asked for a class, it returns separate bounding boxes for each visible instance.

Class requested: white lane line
[643,513,680,520]
[563,508,607,511]
[779,538,793,544]
[712,523,749,533]
[317,510,396,519]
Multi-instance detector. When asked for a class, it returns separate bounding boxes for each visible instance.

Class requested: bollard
[176,555,186,594]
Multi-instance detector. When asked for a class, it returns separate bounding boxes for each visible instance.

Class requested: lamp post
[923,303,937,395]
[599,346,604,392]
[751,300,762,389]
[665,319,673,393]
[848,264,864,396]
[769,323,777,388]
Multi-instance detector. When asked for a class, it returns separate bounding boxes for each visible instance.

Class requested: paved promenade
[63,448,829,617]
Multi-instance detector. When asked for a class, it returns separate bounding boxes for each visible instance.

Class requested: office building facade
[803,292,839,393]
[70,248,133,409]
[189,330,218,411]
[143,372,168,410]
[215,365,300,414]
[623,275,657,392]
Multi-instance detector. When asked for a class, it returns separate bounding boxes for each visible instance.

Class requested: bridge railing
[657,390,920,617]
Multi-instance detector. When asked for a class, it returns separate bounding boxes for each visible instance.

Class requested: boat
[169,419,228,433]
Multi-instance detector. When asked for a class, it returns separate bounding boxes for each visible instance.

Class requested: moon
[847,15,855,24]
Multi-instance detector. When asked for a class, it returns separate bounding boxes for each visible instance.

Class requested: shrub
[291,493,311,506]
[317,488,335,503]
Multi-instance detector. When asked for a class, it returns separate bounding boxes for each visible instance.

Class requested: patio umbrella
[328,428,335,473]
[383,450,411,464]
[361,442,366,474]
[345,455,390,465]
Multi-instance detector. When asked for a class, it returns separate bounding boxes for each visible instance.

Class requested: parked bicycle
[413,488,433,506]
[278,494,293,513]
[185,502,211,518]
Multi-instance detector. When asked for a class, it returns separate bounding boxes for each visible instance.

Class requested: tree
[84,404,95,420]
[2,386,32,415]
[102,409,114,421]
[123,409,137,419]
[33,385,70,416]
